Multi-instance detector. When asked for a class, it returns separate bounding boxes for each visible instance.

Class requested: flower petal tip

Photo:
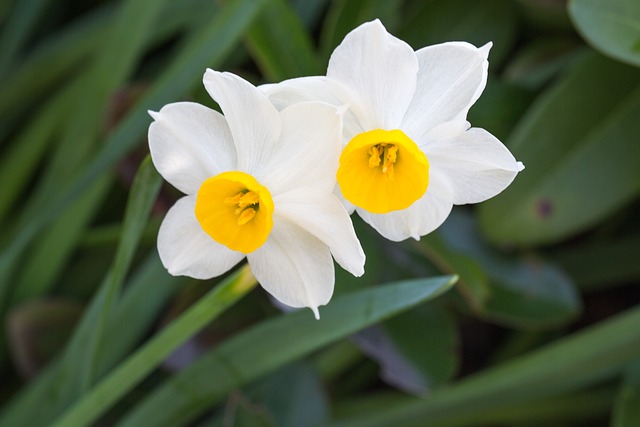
[517,161,525,171]
[479,42,493,58]
[148,110,160,120]
[311,306,320,320]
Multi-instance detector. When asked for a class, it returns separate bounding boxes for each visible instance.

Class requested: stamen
[382,145,398,179]
[368,143,398,179]
[368,145,382,168]
[224,192,243,206]
[225,190,260,225]
[237,208,257,225]
[237,191,259,207]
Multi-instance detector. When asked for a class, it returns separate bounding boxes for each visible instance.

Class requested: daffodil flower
[262,20,524,241]
[148,70,365,318]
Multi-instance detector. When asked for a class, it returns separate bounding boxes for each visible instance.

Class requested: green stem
[51,265,257,427]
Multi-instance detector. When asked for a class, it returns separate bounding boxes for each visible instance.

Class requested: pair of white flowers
[148,20,524,318]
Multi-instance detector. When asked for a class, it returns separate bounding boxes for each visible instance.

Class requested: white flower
[262,20,524,242]
[148,70,365,318]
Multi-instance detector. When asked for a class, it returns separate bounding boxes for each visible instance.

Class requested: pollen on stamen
[368,145,382,168]
[237,208,257,225]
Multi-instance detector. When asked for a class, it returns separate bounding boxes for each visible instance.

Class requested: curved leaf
[569,0,640,67]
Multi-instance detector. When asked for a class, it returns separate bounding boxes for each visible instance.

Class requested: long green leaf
[0,157,161,426]
[612,360,640,426]
[245,0,322,81]
[479,52,640,245]
[0,252,180,427]
[330,304,640,426]
[0,0,52,76]
[116,276,457,427]
[79,157,162,389]
[0,0,269,313]
[50,266,258,427]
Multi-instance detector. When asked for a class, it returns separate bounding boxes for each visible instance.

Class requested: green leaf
[319,0,403,61]
[0,252,180,427]
[0,0,268,319]
[467,78,535,142]
[426,211,581,329]
[78,157,163,388]
[7,299,84,378]
[368,305,459,393]
[116,276,457,427]
[399,0,518,67]
[49,266,257,427]
[478,52,640,245]
[245,0,322,81]
[503,38,582,90]
[613,360,640,426]
[0,0,52,76]
[330,304,640,427]
[0,157,162,426]
[252,363,330,427]
[551,234,640,291]
[569,0,640,67]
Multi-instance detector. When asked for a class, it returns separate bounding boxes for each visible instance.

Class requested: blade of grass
[0,0,52,76]
[2,0,169,317]
[245,0,322,81]
[0,0,269,320]
[51,265,258,427]
[0,157,160,426]
[79,156,162,390]
[330,304,640,427]
[0,79,74,226]
[0,0,213,141]
[114,276,457,427]
[0,251,180,427]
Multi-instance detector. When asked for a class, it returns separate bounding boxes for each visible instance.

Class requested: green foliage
[569,0,640,67]
[0,1,638,426]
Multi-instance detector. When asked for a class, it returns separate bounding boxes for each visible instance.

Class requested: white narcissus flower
[148,70,365,319]
[262,19,524,242]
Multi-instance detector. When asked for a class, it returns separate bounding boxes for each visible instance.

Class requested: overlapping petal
[157,196,244,279]
[274,188,365,277]
[259,102,342,194]
[424,126,524,205]
[327,19,418,129]
[148,102,236,194]
[203,70,281,174]
[247,221,334,319]
[260,76,365,142]
[402,42,490,141]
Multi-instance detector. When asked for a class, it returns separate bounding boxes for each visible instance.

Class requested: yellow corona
[195,171,274,253]
[337,129,430,214]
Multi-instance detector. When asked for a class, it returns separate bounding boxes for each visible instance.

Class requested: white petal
[424,125,524,205]
[258,102,342,194]
[260,76,365,142]
[357,182,454,242]
[148,102,236,194]
[403,42,490,141]
[274,188,365,277]
[203,70,281,174]
[247,221,334,318]
[157,196,244,279]
[327,19,418,129]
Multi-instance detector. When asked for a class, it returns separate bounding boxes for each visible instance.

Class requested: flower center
[195,171,274,254]
[337,129,429,214]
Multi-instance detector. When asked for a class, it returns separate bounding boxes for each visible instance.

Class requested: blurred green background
[1,0,639,426]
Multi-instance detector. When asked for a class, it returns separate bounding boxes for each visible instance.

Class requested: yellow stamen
[195,171,274,253]
[337,129,429,214]
[237,207,257,225]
